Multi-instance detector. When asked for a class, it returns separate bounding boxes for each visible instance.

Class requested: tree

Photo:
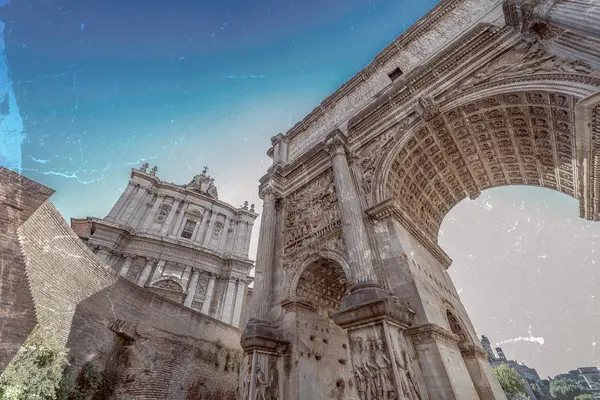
[492,363,529,399]
[0,328,69,400]
[549,379,586,400]
[574,394,594,400]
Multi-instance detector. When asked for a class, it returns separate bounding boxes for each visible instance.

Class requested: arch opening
[289,258,353,399]
[382,89,585,246]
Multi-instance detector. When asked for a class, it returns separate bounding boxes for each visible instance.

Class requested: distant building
[71,164,257,328]
[482,335,542,400]
[579,367,600,391]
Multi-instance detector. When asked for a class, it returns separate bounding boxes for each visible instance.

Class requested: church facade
[241,0,600,399]
[72,164,257,328]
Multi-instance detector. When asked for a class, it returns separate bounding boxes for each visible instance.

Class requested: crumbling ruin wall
[13,192,242,399]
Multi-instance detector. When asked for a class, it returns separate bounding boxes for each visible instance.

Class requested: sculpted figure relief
[454,38,599,94]
[350,329,414,400]
[255,363,268,400]
[284,171,341,254]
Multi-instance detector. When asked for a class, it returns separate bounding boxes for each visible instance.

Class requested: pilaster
[169,200,189,238]
[159,199,181,236]
[201,273,216,316]
[137,258,156,287]
[142,194,163,231]
[184,269,200,308]
[119,256,133,277]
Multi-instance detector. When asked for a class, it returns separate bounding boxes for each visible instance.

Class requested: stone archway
[284,258,352,400]
[242,2,600,399]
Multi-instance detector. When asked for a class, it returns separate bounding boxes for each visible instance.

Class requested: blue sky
[1,0,598,377]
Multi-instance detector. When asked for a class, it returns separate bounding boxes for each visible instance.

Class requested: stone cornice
[366,199,452,269]
[283,0,467,143]
[348,24,513,137]
[459,343,490,360]
[332,295,415,329]
[89,219,255,268]
[280,298,317,314]
[408,324,461,348]
[130,168,258,220]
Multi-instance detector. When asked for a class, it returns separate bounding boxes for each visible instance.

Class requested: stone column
[221,278,237,324]
[137,258,156,287]
[142,194,163,231]
[120,184,146,223]
[195,209,211,245]
[150,259,166,284]
[159,199,181,236]
[326,134,379,289]
[106,182,135,221]
[169,201,188,238]
[201,274,216,315]
[95,247,111,265]
[218,217,231,253]
[249,186,277,321]
[130,187,151,227]
[119,256,133,277]
[232,280,247,328]
[227,219,240,254]
[202,212,218,247]
[184,269,200,308]
[242,222,253,257]
[536,0,600,38]
[233,221,246,256]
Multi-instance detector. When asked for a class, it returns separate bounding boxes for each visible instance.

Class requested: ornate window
[180,219,196,239]
[155,204,171,223]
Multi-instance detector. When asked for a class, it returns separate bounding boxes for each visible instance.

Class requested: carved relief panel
[346,322,424,400]
[283,170,341,255]
[241,351,282,400]
[155,203,171,223]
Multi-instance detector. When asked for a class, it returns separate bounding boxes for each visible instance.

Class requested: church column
[218,217,231,253]
[196,209,211,245]
[202,211,218,247]
[137,258,156,287]
[119,256,133,277]
[95,247,111,265]
[184,269,200,308]
[201,273,216,316]
[150,259,166,284]
[528,0,600,38]
[120,184,146,223]
[106,181,135,221]
[231,279,247,328]
[242,222,253,257]
[227,219,240,255]
[159,199,181,236]
[326,134,379,288]
[169,200,189,238]
[220,278,237,324]
[142,194,163,231]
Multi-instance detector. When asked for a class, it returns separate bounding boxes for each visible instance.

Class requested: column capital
[270,133,288,146]
[325,131,349,158]
[144,257,157,264]
[258,182,280,202]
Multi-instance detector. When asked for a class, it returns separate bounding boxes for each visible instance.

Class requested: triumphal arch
[241,0,600,398]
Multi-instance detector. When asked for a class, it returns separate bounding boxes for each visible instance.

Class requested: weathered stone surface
[243,0,600,398]
[0,166,245,398]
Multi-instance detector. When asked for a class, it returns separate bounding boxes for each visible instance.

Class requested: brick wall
[0,167,54,371]
[14,195,242,398]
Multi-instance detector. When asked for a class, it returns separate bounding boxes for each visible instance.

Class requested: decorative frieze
[408,324,461,348]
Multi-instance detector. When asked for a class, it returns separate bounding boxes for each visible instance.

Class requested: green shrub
[0,328,69,400]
